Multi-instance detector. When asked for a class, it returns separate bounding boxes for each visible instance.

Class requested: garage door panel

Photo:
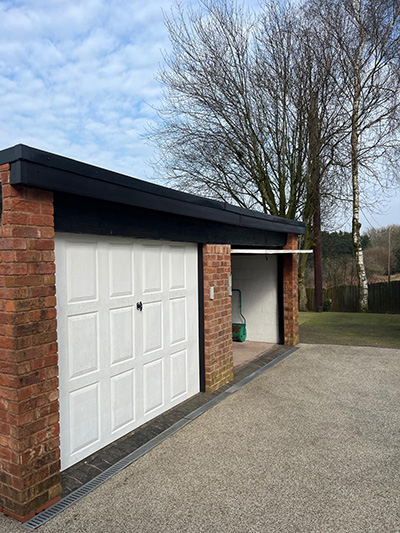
[169,245,186,290]
[170,349,187,400]
[109,243,134,298]
[66,241,98,303]
[111,369,135,433]
[69,383,100,456]
[57,234,199,470]
[143,358,164,415]
[170,297,187,346]
[143,301,163,355]
[68,312,99,379]
[142,244,162,294]
[109,306,135,365]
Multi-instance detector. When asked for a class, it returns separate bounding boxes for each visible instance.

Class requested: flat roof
[0,144,305,235]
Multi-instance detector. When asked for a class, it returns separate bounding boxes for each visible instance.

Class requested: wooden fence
[306,280,400,314]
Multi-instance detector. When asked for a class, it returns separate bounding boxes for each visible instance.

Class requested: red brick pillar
[283,233,299,346]
[202,244,233,392]
[0,164,61,521]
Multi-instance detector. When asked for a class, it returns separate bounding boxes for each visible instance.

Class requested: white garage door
[55,234,199,470]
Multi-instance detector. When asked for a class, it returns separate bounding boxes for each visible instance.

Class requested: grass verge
[299,312,400,349]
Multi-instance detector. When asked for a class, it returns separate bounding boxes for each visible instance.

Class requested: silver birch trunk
[351,86,369,312]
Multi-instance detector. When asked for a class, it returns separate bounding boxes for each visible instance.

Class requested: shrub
[323,298,332,312]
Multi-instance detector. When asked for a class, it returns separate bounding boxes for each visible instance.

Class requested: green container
[232,289,247,342]
[232,322,247,342]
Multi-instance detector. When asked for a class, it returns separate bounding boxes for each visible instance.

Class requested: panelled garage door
[55,234,199,469]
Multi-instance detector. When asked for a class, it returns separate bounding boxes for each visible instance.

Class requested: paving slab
[1,344,400,533]
[233,341,276,368]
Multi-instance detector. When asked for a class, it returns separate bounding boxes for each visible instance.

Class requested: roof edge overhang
[231,249,313,254]
[0,144,306,235]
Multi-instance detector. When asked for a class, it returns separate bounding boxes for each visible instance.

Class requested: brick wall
[202,244,233,392]
[0,164,61,521]
[283,233,299,346]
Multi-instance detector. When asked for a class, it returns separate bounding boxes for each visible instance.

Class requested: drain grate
[23,418,192,530]
[24,457,133,530]
[23,346,298,530]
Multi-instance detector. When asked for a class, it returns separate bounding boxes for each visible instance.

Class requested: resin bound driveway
[1,344,400,533]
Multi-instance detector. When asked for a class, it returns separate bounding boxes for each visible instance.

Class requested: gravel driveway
[1,343,399,533]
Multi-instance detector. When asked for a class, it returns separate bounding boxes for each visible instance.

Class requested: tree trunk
[308,89,323,312]
[298,223,312,311]
[313,182,323,312]
[351,87,368,312]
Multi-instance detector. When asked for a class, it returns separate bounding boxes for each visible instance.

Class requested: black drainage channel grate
[23,346,298,530]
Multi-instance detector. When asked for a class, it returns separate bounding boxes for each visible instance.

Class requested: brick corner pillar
[202,244,233,392]
[283,233,299,346]
[0,164,61,522]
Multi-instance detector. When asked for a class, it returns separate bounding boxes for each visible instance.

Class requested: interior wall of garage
[231,255,279,343]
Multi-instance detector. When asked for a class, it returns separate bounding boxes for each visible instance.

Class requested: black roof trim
[0,144,305,235]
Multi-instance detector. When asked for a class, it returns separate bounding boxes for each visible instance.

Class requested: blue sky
[0,0,398,231]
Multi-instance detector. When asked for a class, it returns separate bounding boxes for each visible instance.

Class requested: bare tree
[151,0,349,312]
[306,0,400,310]
[152,0,312,218]
[296,20,350,310]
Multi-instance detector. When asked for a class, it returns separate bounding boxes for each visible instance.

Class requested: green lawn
[299,312,400,349]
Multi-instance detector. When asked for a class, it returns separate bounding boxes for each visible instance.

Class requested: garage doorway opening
[231,253,280,369]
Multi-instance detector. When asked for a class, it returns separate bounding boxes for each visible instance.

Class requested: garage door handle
[136,301,143,312]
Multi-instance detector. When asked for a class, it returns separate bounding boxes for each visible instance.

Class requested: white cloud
[0,0,171,180]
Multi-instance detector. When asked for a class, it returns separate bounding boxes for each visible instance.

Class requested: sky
[0,0,398,232]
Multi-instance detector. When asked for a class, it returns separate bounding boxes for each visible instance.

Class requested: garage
[55,234,199,469]
[0,144,304,521]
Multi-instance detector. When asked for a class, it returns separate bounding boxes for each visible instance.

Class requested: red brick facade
[202,239,299,390]
[202,244,233,392]
[0,161,300,521]
[283,234,299,346]
[0,165,61,521]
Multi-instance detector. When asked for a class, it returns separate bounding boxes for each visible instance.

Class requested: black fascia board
[1,144,305,235]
